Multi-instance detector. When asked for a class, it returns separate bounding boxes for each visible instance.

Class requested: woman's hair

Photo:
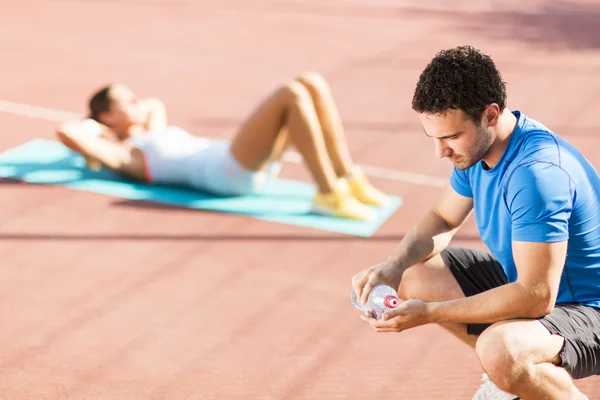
[412,45,507,123]
[88,85,113,122]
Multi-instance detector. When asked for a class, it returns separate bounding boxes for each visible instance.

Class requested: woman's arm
[55,119,146,181]
[118,98,167,140]
[56,119,111,169]
[141,98,167,131]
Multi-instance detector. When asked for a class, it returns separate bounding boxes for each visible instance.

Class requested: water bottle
[351,284,400,320]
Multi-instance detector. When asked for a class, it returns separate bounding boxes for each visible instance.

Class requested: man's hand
[351,260,403,306]
[360,299,431,333]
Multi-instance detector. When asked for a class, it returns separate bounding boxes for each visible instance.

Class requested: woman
[56,72,389,221]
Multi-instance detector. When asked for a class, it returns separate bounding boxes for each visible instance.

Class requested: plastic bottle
[351,284,400,320]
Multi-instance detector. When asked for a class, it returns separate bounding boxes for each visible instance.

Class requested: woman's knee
[295,71,330,94]
[277,80,312,106]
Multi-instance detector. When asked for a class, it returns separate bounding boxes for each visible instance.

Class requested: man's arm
[429,240,567,324]
[386,182,474,274]
[370,162,572,331]
[428,162,571,324]
[353,169,474,305]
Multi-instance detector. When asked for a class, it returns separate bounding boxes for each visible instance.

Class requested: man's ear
[484,103,500,127]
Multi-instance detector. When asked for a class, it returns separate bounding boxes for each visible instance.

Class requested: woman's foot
[345,167,390,207]
[311,182,376,221]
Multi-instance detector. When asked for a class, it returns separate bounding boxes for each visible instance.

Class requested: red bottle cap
[384,296,399,308]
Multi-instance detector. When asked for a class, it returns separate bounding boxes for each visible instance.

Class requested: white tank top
[127,126,213,185]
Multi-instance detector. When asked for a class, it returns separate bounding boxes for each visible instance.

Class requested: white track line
[0,100,82,122]
[0,99,446,188]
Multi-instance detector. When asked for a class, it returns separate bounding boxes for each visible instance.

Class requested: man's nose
[433,138,452,159]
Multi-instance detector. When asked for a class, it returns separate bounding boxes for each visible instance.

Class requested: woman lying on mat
[55,72,389,221]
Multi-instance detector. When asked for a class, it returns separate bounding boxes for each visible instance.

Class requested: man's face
[419,108,494,170]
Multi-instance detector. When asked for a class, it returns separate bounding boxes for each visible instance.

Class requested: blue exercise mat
[0,139,402,237]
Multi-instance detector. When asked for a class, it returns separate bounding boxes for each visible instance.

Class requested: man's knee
[397,254,463,302]
[397,263,424,300]
[475,321,532,393]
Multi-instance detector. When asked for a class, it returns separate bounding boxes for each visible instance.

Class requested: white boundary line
[0,99,446,188]
[0,100,82,122]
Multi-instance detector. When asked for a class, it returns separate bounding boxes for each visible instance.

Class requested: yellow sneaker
[347,168,390,207]
[311,189,376,221]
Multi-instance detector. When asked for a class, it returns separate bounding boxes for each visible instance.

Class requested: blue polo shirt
[450,110,600,307]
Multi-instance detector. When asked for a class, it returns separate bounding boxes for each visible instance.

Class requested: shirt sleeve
[449,166,473,198]
[505,162,572,242]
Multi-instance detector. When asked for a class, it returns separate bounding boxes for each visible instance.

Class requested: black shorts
[440,246,600,380]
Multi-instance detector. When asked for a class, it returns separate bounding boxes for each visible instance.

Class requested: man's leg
[397,252,477,348]
[399,247,596,399]
[476,318,585,399]
[398,247,507,348]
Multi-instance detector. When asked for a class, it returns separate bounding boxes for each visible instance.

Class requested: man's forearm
[387,209,459,273]
[429,281,551,324]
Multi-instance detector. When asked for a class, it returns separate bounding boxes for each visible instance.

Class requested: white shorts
[188,140,281,196]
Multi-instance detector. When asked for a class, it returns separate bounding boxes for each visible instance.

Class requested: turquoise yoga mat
[0,139,402,237]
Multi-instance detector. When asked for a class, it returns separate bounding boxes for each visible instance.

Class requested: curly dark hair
[412,45,507,123]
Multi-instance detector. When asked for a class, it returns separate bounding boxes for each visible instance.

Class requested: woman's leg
[294,72,389,206]
[294,72,355,178]
[229,80,374,220]
[230,80,338,193]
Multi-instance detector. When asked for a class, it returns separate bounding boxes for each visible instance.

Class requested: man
[351,45,600,399]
